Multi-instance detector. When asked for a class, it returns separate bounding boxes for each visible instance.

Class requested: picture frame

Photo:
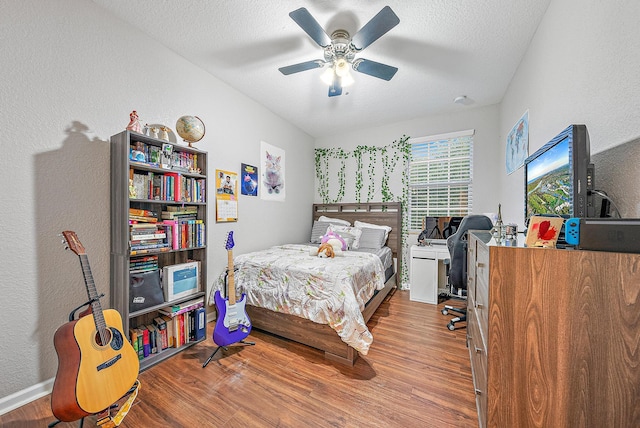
[162,261,200,302]
[525,216,564,248]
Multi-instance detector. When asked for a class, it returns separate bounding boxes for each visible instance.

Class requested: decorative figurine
[160,126,170,142]
[150,126,159,139]
[126,110,142,134]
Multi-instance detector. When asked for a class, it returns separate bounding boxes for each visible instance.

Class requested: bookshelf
[110,130,208,371]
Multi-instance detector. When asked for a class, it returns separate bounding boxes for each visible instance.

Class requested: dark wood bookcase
[110,130,208,371]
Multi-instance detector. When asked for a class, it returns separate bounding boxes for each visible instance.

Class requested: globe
[175,116,205,147]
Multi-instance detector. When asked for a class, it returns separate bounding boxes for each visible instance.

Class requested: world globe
[175,115,205,147]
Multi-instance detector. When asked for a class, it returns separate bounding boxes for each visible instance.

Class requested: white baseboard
[0,378,54,416]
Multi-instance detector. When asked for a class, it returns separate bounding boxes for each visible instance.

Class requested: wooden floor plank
[0,291,477,427]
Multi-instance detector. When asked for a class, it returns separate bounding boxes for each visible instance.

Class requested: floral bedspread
[210,244,385,354]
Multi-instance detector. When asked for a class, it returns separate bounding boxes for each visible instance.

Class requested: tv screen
[524,125,594,225]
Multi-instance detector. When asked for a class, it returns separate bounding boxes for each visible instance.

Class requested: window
[408,130,474,231]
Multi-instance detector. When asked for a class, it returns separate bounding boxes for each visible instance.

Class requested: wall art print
[241,163,258,196]
[260,141,285,201]
[215,169,238,222]
[506,110,529,175]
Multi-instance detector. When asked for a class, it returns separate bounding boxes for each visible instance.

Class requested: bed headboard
[312,202,402,280]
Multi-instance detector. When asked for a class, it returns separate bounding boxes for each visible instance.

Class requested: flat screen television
[524,124,595,226]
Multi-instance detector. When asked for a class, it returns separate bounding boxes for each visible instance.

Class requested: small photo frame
[525,216,564,248]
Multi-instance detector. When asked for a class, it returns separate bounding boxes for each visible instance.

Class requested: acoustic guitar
[212,231,251,346]
[51,231,139,422]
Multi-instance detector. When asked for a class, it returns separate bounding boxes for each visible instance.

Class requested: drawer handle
[476,303,484,309]
[476,262,485,268]
[475,389,482,395]
[475,347,482,354]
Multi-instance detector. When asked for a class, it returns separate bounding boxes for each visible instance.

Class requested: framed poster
[241,163,258,196]
[260,141,285,201]
[506,110,529,175]
[215,169,238,222]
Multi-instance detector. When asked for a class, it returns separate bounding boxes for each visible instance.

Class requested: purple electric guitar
[212,231,251,347]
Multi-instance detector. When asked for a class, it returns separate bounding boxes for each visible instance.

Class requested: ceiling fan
[279,6,400,97]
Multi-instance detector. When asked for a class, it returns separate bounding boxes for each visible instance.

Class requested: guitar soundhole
[94,328,123,349]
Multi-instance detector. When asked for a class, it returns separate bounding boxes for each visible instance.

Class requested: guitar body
[51,309,139,422]
[213,290,251,347]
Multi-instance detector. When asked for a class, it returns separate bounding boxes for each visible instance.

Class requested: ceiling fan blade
[352,59,398,81]
[279,60,326,75]
[351,6,400,51]
[289,8,331,48]
[328,77,343,97]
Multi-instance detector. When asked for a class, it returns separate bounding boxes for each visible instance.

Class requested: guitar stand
[202,340,255,368]
[67,294,105,321]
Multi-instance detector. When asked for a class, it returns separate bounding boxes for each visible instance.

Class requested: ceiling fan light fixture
[334,58,350,77]
[320,67,335,85]
[341,72,354,87]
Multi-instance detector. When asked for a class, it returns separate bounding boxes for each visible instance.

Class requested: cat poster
[260,141,285,201]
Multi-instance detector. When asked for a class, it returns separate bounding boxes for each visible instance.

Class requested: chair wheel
[441,309,449,315]
[447,322,456,331]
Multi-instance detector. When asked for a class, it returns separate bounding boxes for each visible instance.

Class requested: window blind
[408,131,474,231]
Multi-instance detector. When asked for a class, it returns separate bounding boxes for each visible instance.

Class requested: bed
[212,202,402,365]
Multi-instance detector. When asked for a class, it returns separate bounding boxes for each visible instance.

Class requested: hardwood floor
[0,290,478,427]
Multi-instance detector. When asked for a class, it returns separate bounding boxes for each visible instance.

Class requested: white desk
[410,244,450,304]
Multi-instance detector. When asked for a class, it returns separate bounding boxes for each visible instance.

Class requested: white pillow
[318,215,351,226]
[328,224,363,249]
[354,220,392,242]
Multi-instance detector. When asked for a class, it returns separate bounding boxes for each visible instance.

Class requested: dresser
[466,231,640,428]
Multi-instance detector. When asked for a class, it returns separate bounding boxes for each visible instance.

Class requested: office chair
[441,215,494,330]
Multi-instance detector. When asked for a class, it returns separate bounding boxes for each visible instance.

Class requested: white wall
[499,0,640,227]
[314,104,502,223]
[0,0,314,410]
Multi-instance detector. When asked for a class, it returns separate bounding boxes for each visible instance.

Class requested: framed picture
[525,216,564,248]
[162,261,200,302]
[506,110,529,175]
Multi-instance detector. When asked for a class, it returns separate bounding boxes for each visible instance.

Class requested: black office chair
[441,215,494,330]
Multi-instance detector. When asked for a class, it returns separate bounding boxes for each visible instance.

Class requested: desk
[410,244,449,304]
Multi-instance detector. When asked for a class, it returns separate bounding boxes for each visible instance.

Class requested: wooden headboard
[312,202,402,281]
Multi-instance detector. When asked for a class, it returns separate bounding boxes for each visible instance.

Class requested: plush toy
[321,231,347,251]
[309,231,346,258]
[316,242,336,258]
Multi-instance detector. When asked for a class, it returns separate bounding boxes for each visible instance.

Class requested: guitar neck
[227,250,236,305]
[78,254,108,344]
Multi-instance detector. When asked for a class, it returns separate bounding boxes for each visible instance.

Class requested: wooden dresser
[466,231,640,428]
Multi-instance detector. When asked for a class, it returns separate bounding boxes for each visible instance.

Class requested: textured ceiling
[91,0,551,138]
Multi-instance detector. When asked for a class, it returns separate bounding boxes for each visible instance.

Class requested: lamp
[321,58,354,87]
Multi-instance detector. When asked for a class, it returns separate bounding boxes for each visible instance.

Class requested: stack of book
[129,209,170,255]
[129,207,157,224]
[129,255,159,273]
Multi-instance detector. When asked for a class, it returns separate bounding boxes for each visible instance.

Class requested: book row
[129,305,206,359]
[129,220,205,254]
[131,169,206,203]
[130,141,200,173]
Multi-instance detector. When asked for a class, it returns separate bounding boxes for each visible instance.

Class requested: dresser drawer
[467,308,488,428]
[474,242,490,334]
